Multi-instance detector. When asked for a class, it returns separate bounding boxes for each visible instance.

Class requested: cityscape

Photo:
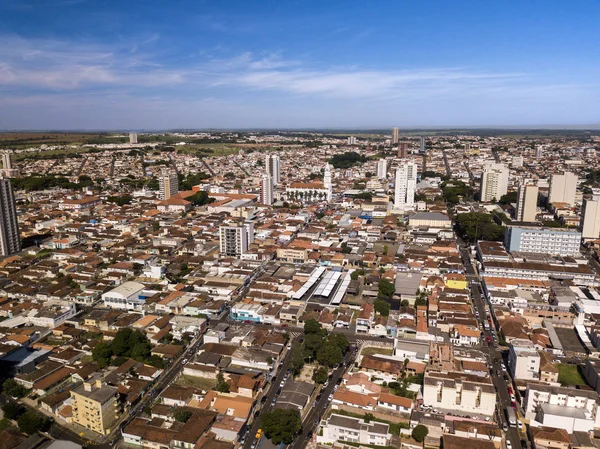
[1,2,600,449]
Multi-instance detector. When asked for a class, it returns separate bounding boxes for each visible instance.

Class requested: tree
[291,346,304,375]
[350,269,366,280]
[2,402,23,420]
[2,379,27,398]
[313,366,329,384]
[303,318,323,335]
[455,212,504,242]
[317,344,343,368]
[188,190,215,207]
[303,333,325,359]
[374,299,391,317]
[106,194,132,207]
[378,278,395,299]
[92,342,113,368]
[261,409,302,444]
[499,191,518,205]
[174,409,192,423]
[328,333,350,354]
[17,411,47,435]
[412,424,429,443]
[216,372,230,393]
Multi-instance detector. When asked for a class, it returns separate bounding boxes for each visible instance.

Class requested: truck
[505,407,517,427]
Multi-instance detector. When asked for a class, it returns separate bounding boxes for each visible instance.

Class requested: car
[280,381,285,388]
[255,429,263,439]
[260,396,267,404]
[521,440,527,449]
[308,431,313,438]
[503,424,508,432]
[507,386,514,394]
[328,394,333,401]
[323,381,329,388]
[181,358,188,364]
[506,441,512,449]
[276,388,282,395]
[251,442,257,449]
[271,398,276,406]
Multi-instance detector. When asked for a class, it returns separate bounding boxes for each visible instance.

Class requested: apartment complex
[480,163,509,202]
[582,199,600,240]
[219,222,254,257]
[319,413,392,446]
[158,168,179,200]
[508,338,540,381]
[376,158,387,179]
[516,184,539,222]
[265,154,280,185]
[394,161,417,211]
[504,225,581,255]
[71,379,119,435]
[549,172,577,207]
[260,174,273,205]
[0,177,21,256]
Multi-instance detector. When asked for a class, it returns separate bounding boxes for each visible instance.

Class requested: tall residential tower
[394,161,417,211]
[480,163,509,202]
[0,177,20,256]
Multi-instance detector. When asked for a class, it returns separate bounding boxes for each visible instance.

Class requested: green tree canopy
[329,151,368,169]
[2,402,24,420]
[174,409,192,423]
[216,372,230,393]
[313,366,329,384]
[455,212,504,242]
[2,379,27,398]
[374,299,391,316]
[412,424,429,443]
[261,409,302,444]
[317,343,343,367]
[378,278,395,299]
[303,318,323,335]
[17,411,47,435]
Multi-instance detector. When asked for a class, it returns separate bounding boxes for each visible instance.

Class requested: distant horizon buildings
[158,168,178,200]
[480,163,509,202]
[265,154,281,185]
[420,136,426,154]
[516,183,538,222]
[549,171,577,207]
[392,127,399,145]
[0,176,21,256]
[129,132,138,144]
[397,142,409,159]
[1,152,19,178]
[347,136,357,145]
[394,161,417,211]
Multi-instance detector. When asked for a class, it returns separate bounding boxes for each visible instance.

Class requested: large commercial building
[219,222,254,257]
[549,171,577,207]
[504,225,581,256]
[102,281,146,310]
[158,169,178,200]
[0,177,21,256]
[394,161,417,212]
[376,158,387,180]
[391,127,399,145]
[71,379,119,435]
[480,163,509,202]
[582,199,600,240]
[260,174,273,205]
[516,184,539,222]
[265,154,281,185]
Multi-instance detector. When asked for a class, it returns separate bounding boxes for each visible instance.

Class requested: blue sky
[1,0,599,130]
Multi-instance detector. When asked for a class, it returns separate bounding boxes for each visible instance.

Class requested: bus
[505,407,517,427]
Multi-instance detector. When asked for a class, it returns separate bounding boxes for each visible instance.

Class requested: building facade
[516,184,539,222]
[394,161,417,212]
[219,222,254,257]
[508,338,540,381]
[266,154,281,185]
[377,158,387,180]
[549,172,577,207]
[504,225,581,255]
[480,163,509,202]
[260,174,273,205]
[71,380,119,435]
[158,169,178,200]
[0,177,21,256]
[582,199,600,240]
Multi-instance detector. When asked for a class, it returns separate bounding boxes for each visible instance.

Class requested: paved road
[460,244,526,449]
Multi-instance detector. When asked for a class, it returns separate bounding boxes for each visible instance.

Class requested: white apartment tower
[391,127,399,145]
[129,132,138,144]
[376,158,387,180]
[158,169,179,200]
[516,184,538,222]
[420,136,426,153]
[265,154,281,185]
[324,163,333,201]
[394,161,417,211]
[480,163,509,202]
[1,152,18,178]
[549,171,577,206]
[0,177,20,256]
[260,174,273,205]
[582,199,600,240]
[219,222,254,257]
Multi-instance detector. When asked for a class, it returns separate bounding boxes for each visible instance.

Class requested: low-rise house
[319,413,392,446]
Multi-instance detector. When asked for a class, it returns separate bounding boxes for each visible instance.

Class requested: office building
[549,172,577,206]
[265,154,281,185]
[480,163,509,202]
[397,142,409,159]
[129,132,138,144]
[158,169,178,200]
[394,161,417,212]
[71,379,119,435]
[219,222,254,257]
[376,158,387,180]
[0,177,21,256]
[420,136,426,153]
[260,174,273,205]
[508,339,540,381]
[516,184,539,222]
[504,225,581,255]
[582,199,600,240]
[391,127,399,145]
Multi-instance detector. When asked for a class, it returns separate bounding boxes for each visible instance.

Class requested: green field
[557,363,586,386]
[176,374,216,390]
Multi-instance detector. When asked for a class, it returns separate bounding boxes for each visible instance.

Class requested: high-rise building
[394,161,417,211]
[376,159,387,180]
[392,128,399,145]
[535,146,543,159]
[324,163,333,201]
[219,222,254,257]
[397,142,409,159]
[420,136,426,153]
[260,174,273,205]
[158,169,179,200]
[0,177,20,256]
[347,136,357,145]
[515,184,539,222]
[70,380,118,436]
[582,199,600,240]
[549,172,577,206]
[265,154,281,185]
[504,225,581,256]
[129,132,138,144]
[480,163,509,202]
[1,152,18,178]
